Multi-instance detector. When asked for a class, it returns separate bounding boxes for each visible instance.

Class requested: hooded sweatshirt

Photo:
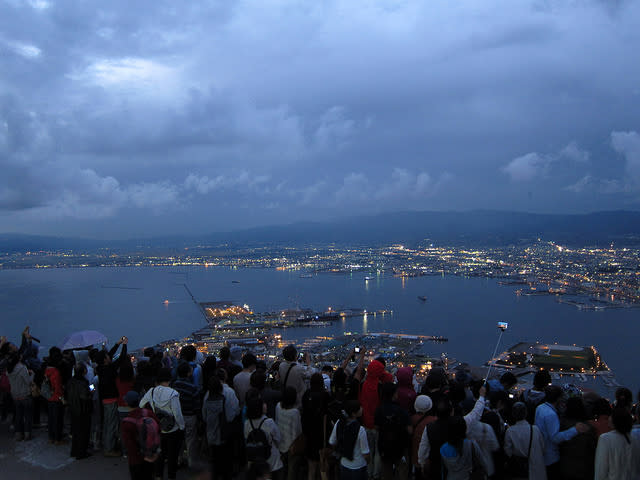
[139,384,185,433]
[359,360,393,429]
[396,367,417,413]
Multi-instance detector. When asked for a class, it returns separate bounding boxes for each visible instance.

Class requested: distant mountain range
[2,210,640,252]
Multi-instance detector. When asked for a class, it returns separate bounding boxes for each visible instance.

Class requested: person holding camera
[279,345,316,408]
[96,335,128,457]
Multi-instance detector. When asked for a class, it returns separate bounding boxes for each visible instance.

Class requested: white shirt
[329,419,370,470]
[233,370,253,406]
[466,420,500,476]
[275,403,302,453]
[504,420,547,480]
[418,396,486,465]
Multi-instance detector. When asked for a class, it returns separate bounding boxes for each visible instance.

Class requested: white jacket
[140,385,185,433]
[504,420,547,480]
[467,420,500,476]
[594,430,640,480]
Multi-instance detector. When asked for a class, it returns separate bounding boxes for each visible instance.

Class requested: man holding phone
[279,345,316,407]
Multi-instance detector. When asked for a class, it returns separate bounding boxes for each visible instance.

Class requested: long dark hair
[611,407,633,444]
[6,353,20,374]
[445,416,467,455]
[119,362,135,382]
[281,386,297,409]
[207,375,223,398]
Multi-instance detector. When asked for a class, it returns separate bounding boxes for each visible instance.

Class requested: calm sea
[1,267,637,392]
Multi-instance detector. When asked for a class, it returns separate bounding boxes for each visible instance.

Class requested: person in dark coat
[67,363,93,459]
[559,396,597,480]
[301,373,332,480]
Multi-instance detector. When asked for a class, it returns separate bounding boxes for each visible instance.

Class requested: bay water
[1,266,636,392]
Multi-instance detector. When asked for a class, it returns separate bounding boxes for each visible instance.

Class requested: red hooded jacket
[359,360,393,429]
[395,367,417,413]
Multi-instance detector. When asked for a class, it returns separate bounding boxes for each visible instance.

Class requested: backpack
[204,395,229,445]
[40,374,52,399]
[150,387,176,432]
[245,418,271,462]
[336,419,360,461]
[123,412,161,462]
[378,410,407,462]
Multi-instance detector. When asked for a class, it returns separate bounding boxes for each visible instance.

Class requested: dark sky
[1,1,639,238]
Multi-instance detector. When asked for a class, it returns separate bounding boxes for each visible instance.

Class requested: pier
[367,332,448,342]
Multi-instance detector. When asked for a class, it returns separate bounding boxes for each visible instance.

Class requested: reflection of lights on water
[363,313,368,334]
[401,277,406,289]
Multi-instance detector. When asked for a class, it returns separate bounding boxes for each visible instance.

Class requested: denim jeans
[183,414,199,467]
[14,397,33,434]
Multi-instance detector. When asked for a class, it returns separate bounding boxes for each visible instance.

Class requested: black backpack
[378,412,406,462]
[336,419,360,461]
[246,418,271,462]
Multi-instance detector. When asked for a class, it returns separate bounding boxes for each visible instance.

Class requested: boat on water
[231,280,240,284]
[418,296,427,302]
[300,274,313,278]
[365,276,371,281]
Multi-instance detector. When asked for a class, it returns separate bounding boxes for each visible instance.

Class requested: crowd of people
[1,327,640,480]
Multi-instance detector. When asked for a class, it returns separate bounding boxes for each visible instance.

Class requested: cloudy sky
[1,0,639,238]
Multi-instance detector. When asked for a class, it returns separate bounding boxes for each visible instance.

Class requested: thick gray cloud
[0,0,639,238]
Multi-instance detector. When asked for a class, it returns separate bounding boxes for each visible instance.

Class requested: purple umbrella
[58,330,108,351]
